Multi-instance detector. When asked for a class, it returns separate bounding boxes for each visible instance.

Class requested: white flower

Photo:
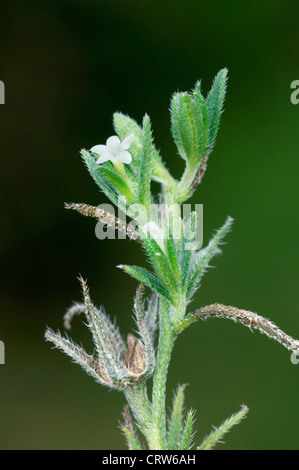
[91,134,134,164]
[142,221,165,249]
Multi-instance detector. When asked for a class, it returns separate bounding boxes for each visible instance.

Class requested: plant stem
[175,162,197,202]
[124,384,152,444]
[150,297,176,449]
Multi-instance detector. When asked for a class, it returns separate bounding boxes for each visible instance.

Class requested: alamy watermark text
[0,81,4,104]
[290,80,299,104]
[0,341,5,364]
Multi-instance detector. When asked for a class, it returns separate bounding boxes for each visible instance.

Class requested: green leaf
[179,409,195,450]
[82,148,137,204]
[187,216,233,300]
[99,166,136,203]
[113,113,143,167]
[138,115,152,212]
[193,81,209,156]
[170,91,208,166]
[121,405,143,450]
[165,229,181,284]
[139,228,179,296]
[121,425,142,450]
[113,112,175,186]
[81,150,119,206]
[193,81,209,135]
[197,405,248,450]
[180,211,197,289]
[206,68,228,153]
[118,264,173,302]
[167,384,186,450]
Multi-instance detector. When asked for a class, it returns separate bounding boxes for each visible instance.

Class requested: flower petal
[90,144,108,156]
[106,135,121,153]
[116,151,132,164]
[120,134,135,150]
[96,153,112,164]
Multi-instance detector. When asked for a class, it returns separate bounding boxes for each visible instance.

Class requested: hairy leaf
[167,384,186,450]
[118,264,173,302]
[206,68,228,153]
[197,405,248,450]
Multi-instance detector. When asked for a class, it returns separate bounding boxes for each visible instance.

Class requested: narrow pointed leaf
[180,211,197,289]
[206,68,228,153]
[121,426,142,450]
[187,216,233,300]
[171,92,208,165]
[99,166,135,203]
[113,112,175,186]
[179,410,195,450]
[139,228,179,295]
[197,405,248,450]
[79,277,127,386]
[44,328,103,384]
[168,384,186,450]
[81,150,119,206]
[138,115,152,212]
[165,229,181,284]
[118,265,173,302]
[193,81,209,136]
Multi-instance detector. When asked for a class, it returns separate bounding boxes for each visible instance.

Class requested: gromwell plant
[45,69,299,450]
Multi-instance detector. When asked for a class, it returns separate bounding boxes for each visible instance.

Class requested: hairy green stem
[124,384,152,444]
[173,162,197,203]
[151,297,176,449]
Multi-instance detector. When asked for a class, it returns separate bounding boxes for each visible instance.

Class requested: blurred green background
[0,0,298,450]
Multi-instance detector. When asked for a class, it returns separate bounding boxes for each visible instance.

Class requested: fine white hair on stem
[145,292,159,340]
[65,202,140,241]
[197,405,249,450]
[195,304,299,354]
[63,302,86,330]
[44,327,105,385]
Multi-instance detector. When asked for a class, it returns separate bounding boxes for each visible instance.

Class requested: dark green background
[0,0,298,450]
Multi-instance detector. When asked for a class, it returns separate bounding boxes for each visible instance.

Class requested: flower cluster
[91,134,135,164]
